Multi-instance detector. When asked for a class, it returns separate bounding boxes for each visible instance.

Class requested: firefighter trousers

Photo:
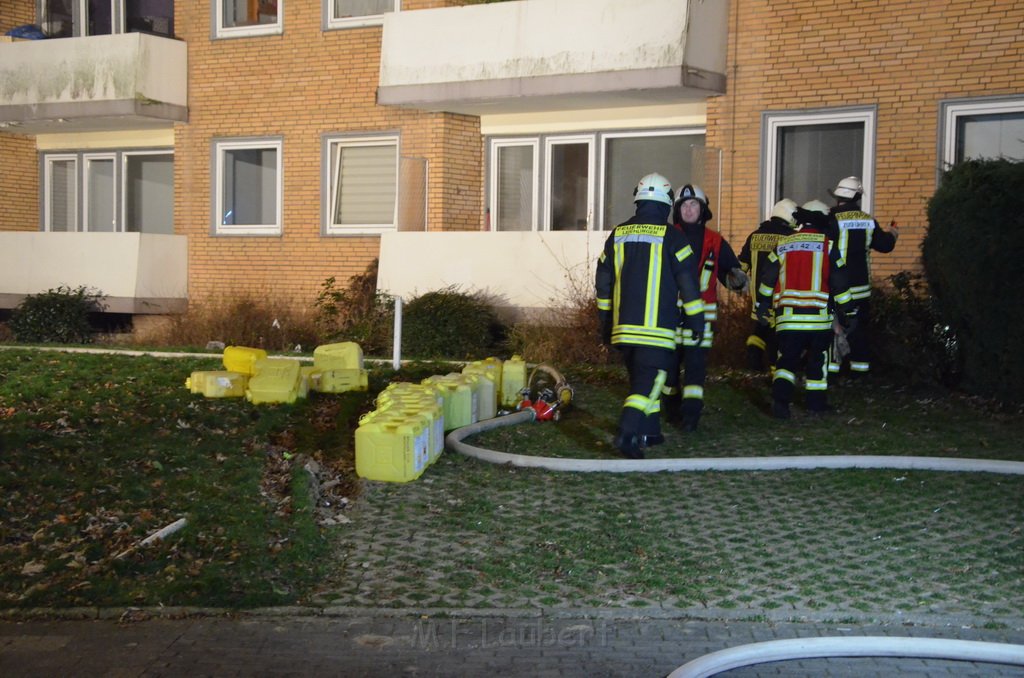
[773,329,832,411]
[618,345,673,441]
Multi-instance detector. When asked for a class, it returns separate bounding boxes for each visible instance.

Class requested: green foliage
[923,159,1024,401]
[402,286,505,360]
[314,260,394,355]
[8,285,107,344]
[870,272,960,387]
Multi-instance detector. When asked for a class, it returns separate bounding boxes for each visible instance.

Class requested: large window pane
[496,145,535,232]
[549,142,589,231]
[776,122,862,205]
[47,158,77,232]
[86,157,116,232]
[42,0,74,37]
[602,134,704,228]
[956,113,1024,163]
[222,147,277,227]
[88,0,113,35]
[126,0,175,36]
[125,154,174,234]
[332,143,397,227]
[333,0,393,19]
[222,0,278,28]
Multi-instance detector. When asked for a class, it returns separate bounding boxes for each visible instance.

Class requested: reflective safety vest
[740,219,792,319]
[596,221,702,351]
[697,228,724,321]
[759,230,853,333]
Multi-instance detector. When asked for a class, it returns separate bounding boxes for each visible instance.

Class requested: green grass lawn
[1,348,1021,613]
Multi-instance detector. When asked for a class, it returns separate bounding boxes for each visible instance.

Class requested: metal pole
[392,296,403,371]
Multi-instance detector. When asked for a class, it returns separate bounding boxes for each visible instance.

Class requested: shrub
[923,159,1024,401]
[157,291,320,352]
[870,272,960,387]
[313,260,394,355]
[9,285,107,344]
[402,286,505,360]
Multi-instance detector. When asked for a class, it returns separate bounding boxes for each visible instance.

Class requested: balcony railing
[0,232,188,314]
[0,32,187,135]
[377,0,728,115]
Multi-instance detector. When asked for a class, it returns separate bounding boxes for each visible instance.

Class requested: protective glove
[599,311,612,346]
[837,308,858,335]
[681,311,705,346]
[755,302,772,327]
[726,267,749,293]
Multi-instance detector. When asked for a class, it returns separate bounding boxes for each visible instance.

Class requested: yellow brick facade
[0,133,37,231]
[708,0,1024,281]
[176,0,482,307]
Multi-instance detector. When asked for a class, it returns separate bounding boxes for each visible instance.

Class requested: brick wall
[175,0,482,308]
[0,0,34,34]
[0,133,38,231]
[708,0,1024,281]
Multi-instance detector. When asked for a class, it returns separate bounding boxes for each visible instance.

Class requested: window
[324,135,398,235]
[41,150,174,233]
[941,97,1024,169]
[763,108,875,218]
[487,130,706,232]
[41,0,175,38]
[545,136,594,231]
[215,139,282,235]
[217,0,281,38]
[327,0,397,29]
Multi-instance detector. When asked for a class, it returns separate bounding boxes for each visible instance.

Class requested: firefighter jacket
[756,223,854,333]
[739,217,794,320]
[676,221,742,324]
[828,203,897,302]
[596,204,704,351]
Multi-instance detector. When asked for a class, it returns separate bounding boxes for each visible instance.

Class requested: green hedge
[922,159,1024,401]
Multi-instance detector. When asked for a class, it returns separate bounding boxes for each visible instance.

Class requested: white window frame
[43,154,79,232]
[324,134,399,236]
[83,152,118,232]
[121,150,175,234]
[543,134,595,232]
[596,128,706,231]
[214,138,283,236]
[215,0,283,39]
[325,0,400,30]
[488,138,540,232]
[762,107,876,218]
[940,96,1024,169]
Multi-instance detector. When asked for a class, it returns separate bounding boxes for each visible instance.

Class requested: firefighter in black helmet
[596,173,704,459]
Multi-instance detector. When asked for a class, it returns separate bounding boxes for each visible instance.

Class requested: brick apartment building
[0,0,1021,323]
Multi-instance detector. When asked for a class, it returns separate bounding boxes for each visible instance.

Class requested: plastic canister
[462,362,498,420]
[377,395,444,463]
[246,358,304,404]
[185,370,248,398]
[313,342,364,370]
[423,374,478,431]
[500,355,528,408]
[223,346,268,376]
[317,368,368,393]
[355,411,430,482]
[301,366,322,393]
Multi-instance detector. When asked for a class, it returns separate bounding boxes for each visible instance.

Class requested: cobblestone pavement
[2,611,1024,677]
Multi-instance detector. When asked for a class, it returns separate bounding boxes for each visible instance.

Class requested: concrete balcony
[377,0,728,115]
[0,33,187,135]
[0,232,188,314]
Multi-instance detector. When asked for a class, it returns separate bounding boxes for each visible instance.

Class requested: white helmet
[770,198,799,227]
[801,199,830,215]
[675,184,713,223]
[633,173,674,206]
[832,176,863,200]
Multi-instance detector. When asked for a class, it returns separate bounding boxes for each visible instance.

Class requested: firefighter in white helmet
[660,183,747,432]
[596,173,704,458]
[738,198,800,372]
[827,176,899,377]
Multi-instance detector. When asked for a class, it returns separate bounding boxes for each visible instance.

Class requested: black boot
[772,399,791,420]
[614,433,643,459]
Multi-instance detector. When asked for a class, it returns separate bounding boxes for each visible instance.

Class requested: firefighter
[738,198,800,372]
[756,201,855,419]
[662,184,747,432]
[596,173,704,458]
[827,176,899,376]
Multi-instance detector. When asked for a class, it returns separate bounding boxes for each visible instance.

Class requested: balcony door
[41,0,175,38]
